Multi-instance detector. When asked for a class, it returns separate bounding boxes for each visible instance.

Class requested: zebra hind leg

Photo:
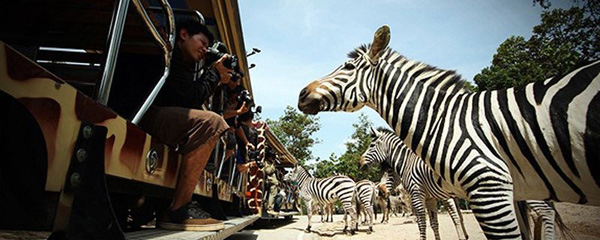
[367,206,374,234]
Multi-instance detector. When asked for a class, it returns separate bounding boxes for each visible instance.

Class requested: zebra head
[359,127,388,168]
[284,165,299,183]
[285,165,310,185]
[298,25,391,115]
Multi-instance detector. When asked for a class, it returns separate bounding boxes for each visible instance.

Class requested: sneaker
[157,201,225,231]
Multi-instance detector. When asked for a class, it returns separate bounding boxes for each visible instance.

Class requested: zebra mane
[376,126,394,135]
[348,44,473,93]
[348,44,370,58]
[297,165,312,177]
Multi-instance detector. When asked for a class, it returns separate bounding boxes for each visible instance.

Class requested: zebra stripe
[285,165,358,234]
[298,25,600,239]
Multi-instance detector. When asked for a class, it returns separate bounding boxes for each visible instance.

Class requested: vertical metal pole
[97,0,130,105]
[216,141,227,178]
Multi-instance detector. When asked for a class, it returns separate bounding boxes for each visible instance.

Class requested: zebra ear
[370,126,381,137]
[381,171,388,183]
[367,25,391,64]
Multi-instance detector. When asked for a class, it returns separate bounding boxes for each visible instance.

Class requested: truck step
[125,215,259,240]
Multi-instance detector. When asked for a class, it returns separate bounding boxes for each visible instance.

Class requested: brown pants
[140,106,229,155]
[141,106,229,209]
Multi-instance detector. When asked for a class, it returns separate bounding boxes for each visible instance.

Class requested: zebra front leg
[410,191,428,240]
[426,199,441,240]
[443,198,469,240]
[305,200,313,233]
[468,183,521,239]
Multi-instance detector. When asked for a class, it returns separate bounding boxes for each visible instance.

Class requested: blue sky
[238,0,571,163]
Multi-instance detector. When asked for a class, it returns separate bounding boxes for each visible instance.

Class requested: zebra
[284,165,358,234]
[297,25,600,239]
[362,128,468,240]
[355,179,376,233]
[368,128,568,239]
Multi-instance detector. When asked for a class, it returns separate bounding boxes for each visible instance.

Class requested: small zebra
[355,179,376,233]
[284,165,358,234]
[316,202,334,223]
[374,171,392,223]
[362,128,468,240]
[298,25,600,239]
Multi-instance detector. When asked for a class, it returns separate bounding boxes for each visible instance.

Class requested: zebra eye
[343,62,356,70]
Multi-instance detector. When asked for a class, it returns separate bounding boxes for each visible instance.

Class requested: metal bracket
[60,123,125,240]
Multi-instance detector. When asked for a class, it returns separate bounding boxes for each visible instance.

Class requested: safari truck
[0,0,293,239]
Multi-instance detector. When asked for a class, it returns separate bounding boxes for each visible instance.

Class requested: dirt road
[228,202,600,240]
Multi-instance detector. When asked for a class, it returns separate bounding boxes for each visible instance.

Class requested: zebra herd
[296,25,600,239]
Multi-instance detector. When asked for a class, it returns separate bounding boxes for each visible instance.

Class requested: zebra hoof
[348,229,355,235]
[342,226,347,233]
[305,226,311,233]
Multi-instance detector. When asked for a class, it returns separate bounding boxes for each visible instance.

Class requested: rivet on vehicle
[76,149,87,162]
[82,125,93,139]
[70,172,82,188]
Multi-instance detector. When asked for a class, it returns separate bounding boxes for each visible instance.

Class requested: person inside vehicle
[139,17,233,231]
[233,109,259,172]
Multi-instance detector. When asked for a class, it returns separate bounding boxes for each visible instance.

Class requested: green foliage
[266,106,321,166]
[311,114,382,182]
[474,1,599,90]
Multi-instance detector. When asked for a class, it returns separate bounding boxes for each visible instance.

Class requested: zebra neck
[369,59,469,158]
[296,168,313,187]
[385,135,412,179]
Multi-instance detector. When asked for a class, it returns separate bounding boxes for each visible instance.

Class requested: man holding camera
[139,18,234,231]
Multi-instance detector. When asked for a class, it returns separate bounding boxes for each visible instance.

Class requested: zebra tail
[371,190,377,220]
[550,202,574,240]
[387,197,391,213]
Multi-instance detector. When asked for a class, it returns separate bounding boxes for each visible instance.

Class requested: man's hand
[214,55,233,84]
[245,142,255,154]
[237,101,250,115]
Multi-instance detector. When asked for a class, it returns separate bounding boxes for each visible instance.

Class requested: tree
[266,105,321,166]
[312,153,339,178]
[334,114,382,182]
[474,0,599,90]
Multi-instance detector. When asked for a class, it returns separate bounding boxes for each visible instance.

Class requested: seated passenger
[138,18,233,231]
[234,110,258,173]
[221,83,251,161]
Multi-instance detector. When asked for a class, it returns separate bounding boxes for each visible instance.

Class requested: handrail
[131,0,176,125]
[96,0,130,105]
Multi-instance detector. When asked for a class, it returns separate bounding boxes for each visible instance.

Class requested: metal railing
[131,0,176,124]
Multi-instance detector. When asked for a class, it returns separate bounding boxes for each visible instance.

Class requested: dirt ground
[1,202,599,239]
[309,202,600,240]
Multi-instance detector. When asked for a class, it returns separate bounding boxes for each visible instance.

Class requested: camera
[248,149,259,161]
[237,89,253,106]
[205,41,240,73]
[247,149,264,168]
